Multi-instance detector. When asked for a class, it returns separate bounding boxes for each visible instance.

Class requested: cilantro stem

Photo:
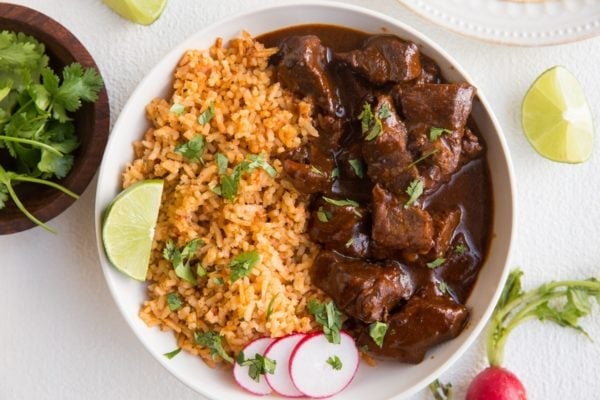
[11,175,79,199]
[0,135,63,156]
[1,177,55,233]
[487,279,600,367]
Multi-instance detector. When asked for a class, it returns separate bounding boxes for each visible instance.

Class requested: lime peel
[103,0,167,25]
[102,180,164,281]
[521,66,594,164]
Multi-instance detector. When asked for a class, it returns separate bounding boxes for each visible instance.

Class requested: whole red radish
[458,269,600,400]
[466,366,526,400]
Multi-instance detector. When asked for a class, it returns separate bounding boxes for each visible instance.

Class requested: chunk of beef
[312,250,414,323]
[362,96,418,195]
[282,143,335,194]
[407,123,463,189]
[276,35,339,115]
[335,35,421,85]
[439,234,480,302]
[400,84,476,131]
[315,114,344,151]
[282,160,330,194]
[430,208,462,258]
[371,184,434,254]
[330,61,374,119]
[308,198,369,258]
[461,127,484,162]
[357,289,469,363]
[415,55,443,84]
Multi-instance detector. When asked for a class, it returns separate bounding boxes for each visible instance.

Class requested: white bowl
[94,2,516,399]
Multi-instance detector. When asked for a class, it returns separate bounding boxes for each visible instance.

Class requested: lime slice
[102,180,164,281]
[521,66,594,163]
[103,0,167,25]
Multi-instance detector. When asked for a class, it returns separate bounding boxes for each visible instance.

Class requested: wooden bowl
[0,4,109,234]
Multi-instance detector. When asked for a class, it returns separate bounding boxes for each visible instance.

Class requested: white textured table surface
[1,1,599,399]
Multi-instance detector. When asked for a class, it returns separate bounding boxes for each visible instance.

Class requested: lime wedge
[103,0,167,25]
[102,180,164,281]
[521,66,594,163]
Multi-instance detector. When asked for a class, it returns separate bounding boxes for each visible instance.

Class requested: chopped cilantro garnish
[214,154,277,201]
[198,102,215,125]
[229,251,260,282]
[322,196,359,208]
[438,280,449,294]
[194,331,233,363]
[316,206,332,223]
[429,127,453,141]
[377,103,391,119]
[213,277,224,286]
[331,167,340,179]
[310,165,325,176]
[308,299,342,344]
[345,238,354,248]
[175,135,205,163]
[454,244,467,254]
[348,159,365,178]
[163,347,182,360]
[368,322,388,348]
[326,355,343,370]
[236,351,277,382]
[404,179,424,208]
[358,102,384,141]
[166,292,183,311]
[266,294,278,321]
[163,238,204,285]
[427,258,446,269]
[170,103,185,115]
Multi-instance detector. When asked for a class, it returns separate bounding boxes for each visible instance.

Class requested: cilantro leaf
[37,151,73,179]
[167,292,183,311]
[0,184,8,209]
[454,244,467,255]
[308,299,342,344]
[198,102,215,125]
[377,103,391,119]
[246,154,277,177]
[236,351,277,382]
[404,179,424,208]
[429,379,453,400]
[487,270,600,367]
[229,250,260,282]
[322,196,359,208]
[429,127,453,141]
[163,347,182,360]
[175,135,205,163]
[358,101,384,141]
[50,63,103,113]
[194,331,233,363]
[170,103,185,115]
[215,154,276,201]
[163,238,204,285]
[427,258,446,269]
[331,167,339,179]
[345,238,354,248]
[316,206,332,223]
[368,322,388,348]
[326,355,343,370]
[348,159,365,178]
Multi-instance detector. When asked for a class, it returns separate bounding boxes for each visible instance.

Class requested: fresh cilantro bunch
[0,30,103,232]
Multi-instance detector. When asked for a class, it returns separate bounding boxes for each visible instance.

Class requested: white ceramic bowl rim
[95,2,516,399]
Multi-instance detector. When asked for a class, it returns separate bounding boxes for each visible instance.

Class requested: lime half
[522,66,594,164]
[102,180,164,281]
[103,0,167,25]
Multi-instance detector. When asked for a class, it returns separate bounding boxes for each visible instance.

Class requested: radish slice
[233,337,276,395]
[289,331,359,398]
[264,333,307,397]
